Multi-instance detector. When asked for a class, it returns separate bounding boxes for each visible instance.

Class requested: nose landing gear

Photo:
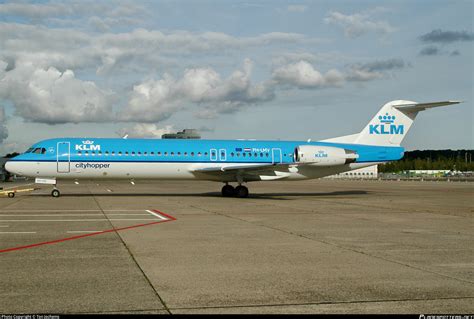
[51,188,61,198]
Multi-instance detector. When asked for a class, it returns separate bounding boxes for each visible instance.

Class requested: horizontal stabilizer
[393,101,461,113]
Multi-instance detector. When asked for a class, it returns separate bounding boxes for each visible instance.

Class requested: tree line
[379,150,474,173]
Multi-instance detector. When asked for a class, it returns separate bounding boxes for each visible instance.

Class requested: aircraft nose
[4,161,19,175]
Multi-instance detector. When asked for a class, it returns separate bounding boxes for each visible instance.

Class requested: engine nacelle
[294,145,358,166]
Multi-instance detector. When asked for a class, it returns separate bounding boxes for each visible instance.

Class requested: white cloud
[346,58,406,81]
[324,10,395,38]
[0,105,8,143]
[0,22,307,75]
[272,60,344,88]
[0,1,146,23]
[0,2,73,20]
[0,62,114,124]
[117,124,174,139]
[120,59,275,122]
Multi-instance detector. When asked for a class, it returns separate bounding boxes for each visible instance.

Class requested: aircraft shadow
[30,190,369,200]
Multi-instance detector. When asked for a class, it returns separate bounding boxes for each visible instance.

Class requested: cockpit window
[31,148,46,154]
[25,148,34,153]
[33,148,42,154]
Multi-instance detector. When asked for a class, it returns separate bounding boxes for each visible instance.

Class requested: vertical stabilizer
[353,100,460,146]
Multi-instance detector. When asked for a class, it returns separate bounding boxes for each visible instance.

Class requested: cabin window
[236,153,240,157]
[184,152,187,156]
[111,151,115,156]
[164,152,168,156]
[131,152,135,156]
[171,152,174,156]
[231,152,234,157]
[243,153,246,157]
[85,151,89,156]
[191,152,194,156]
[98,151,102,155]
[105,151,109,156]
[260,153,263,157]
[151,152,154,155]
[138,152,141,156]
[158,152,161,156]
[198,152,202,156]
[204,152,208,156]
[266,153,269,157]
[118,151,122,156]
[144,152,148,156]
[177,152,181,156]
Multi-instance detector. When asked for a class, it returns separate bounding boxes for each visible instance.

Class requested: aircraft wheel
[235,185,249,198]
[8,192,15,198]
[221,185,235,197]
[51,189,61,198]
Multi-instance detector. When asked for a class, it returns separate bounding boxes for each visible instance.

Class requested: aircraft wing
[192,163,284,172]
[191,163,293,181]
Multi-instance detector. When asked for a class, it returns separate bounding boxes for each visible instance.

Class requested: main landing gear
[221,184,249,198]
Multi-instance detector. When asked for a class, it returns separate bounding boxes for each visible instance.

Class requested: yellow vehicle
[0,186,37,198]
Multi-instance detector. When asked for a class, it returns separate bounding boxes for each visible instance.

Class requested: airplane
[5,100,460,198]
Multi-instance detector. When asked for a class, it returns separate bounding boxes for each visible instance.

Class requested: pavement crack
[168,296,474,311]
[89,187,172,315]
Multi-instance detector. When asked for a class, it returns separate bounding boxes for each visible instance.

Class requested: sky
[0,0,472,154]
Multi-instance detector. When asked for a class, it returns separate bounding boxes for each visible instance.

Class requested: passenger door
[57,142,70,173]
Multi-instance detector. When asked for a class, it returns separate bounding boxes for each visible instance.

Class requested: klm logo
[369,113,404,135]
[75,140,101,151]
[315,151,328,158]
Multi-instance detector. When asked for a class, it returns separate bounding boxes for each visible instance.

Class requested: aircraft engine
[294,145,358,166]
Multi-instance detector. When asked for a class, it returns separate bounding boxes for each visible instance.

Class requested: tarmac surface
[0,179,473,314]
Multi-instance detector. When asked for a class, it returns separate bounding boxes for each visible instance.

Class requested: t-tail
[324,100,461,146]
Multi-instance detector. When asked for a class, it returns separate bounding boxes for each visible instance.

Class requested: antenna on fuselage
[307,139,311,143]
[122,134,128,139]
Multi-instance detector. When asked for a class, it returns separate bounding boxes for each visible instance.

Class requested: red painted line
[151,209,177,221]
[0,210,176,254]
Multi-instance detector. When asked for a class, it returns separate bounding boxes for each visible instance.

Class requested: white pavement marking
[0,214,150,217]
[0,219,159,222]
[0,232,36,234]
[146,210,169,221]
[0,209,147,212]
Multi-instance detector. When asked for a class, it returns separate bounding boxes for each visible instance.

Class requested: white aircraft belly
[20,161,197,180]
